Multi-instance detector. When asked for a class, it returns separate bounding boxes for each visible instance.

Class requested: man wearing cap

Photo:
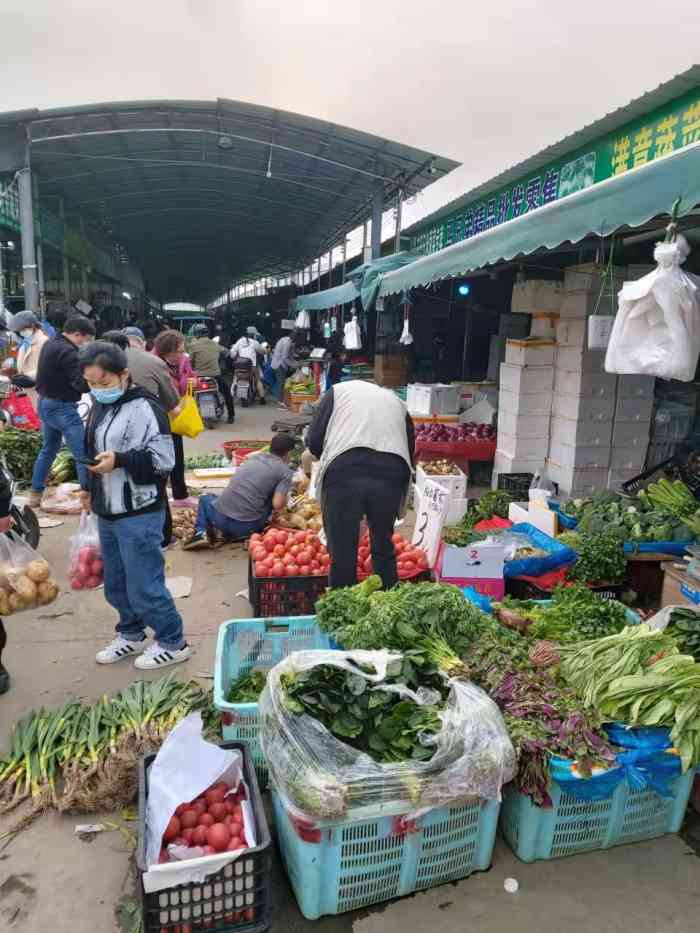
[8,310,49,385]
[189,324,235,423]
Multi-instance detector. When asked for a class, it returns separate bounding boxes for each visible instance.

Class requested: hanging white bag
[343,313,362,350]
[605,236,700,381]
[295,309,311,329]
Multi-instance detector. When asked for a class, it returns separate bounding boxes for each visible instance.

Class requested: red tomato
[363,556,373,573]
[402,560,416,573]
[180,827,196,845]
[205,787,226,806]
[286,563,299,577]
[358,546,370,561]
[251,547,266,561]
[192,825,208,846]
[228,818,242,836]
[262,555,275,570]
[289,544,301,557]
[312,567,325,576]
[294,531,306,545]
[273,544,285,558]
[299,564,311,576]
[209,802,227,821]
[71,578,84,590]
[207,822,230,852]
[264,536,276,552]
[250,533,261,545]
[192,799,207,816]
[198,813,215,827]
[298,548,313,565]
[395,540,407,554]
[310,559,320,571]
[79,545,98,563]
[180,809,199,829]
[281,553,293,567]
[272,561,285,577]
[90,559,104,575]
[392,533,403,544]
[254,562,268,578]
[163,815,181,843]
[175,803,189,817]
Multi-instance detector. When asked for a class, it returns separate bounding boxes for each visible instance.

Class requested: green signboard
[412,87,700,255]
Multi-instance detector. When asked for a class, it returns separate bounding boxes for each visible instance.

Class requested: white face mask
[20,328,34,341]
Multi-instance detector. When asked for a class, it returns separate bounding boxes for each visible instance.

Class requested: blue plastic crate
[214,615,335,786]
[272,790,499,919]
[500,767,694,862]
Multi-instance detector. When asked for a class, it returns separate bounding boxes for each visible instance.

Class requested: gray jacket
[126,348,179,411]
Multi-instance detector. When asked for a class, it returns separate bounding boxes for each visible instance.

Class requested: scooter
[9,478,40,549]
[193,376,225,428]
[233,359,255,407]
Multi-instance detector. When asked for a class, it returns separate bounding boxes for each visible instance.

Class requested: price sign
[412,478,450,567]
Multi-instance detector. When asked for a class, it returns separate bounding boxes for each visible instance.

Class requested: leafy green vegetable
[567,531,626,584]
[226,670,267,703]
[0,428,43,484]
[443,490,513,545]
[528,584,628,642]
[666,607,700,661]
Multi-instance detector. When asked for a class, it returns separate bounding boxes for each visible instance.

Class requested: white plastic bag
[343,315,362,350]
[68,511,103,590]
[295,309,311,329]
[400,309,413,345]
[605,237,700,381]
[0,531,59,616]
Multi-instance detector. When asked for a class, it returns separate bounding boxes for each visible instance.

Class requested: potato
[25,559,51,583]
[0,590,10,615]
[37,580,59,605]
[15,576,38,603]
[8,592,26,613]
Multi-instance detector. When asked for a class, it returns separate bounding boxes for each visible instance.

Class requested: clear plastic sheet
[259,649,515,822]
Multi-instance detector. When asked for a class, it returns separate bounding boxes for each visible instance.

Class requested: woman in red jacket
[153,330,197,508]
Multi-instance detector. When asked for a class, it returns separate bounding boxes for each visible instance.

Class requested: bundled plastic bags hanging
[343,311,362,350]
[605,234,700,381]
[295,309,311,330]
[259,649,515,822]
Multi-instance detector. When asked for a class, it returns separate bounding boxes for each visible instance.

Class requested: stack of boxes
[609,375,655,487]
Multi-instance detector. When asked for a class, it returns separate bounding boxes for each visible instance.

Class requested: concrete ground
[0,401,699,933]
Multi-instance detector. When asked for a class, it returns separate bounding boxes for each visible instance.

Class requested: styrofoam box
[548,438,611,470]
[552,392,615,422]
[609,446,647,471]
[615,396,654,423]
[608,467,641,489]
[497,432,550,461]
[554,368,617,399]
[555,317,587,348]
[505,340,555,367]
[499,363,553,395]
[612,421,651,448]
[550,414,613,447]
[498,410,550,438]
[546,460,609,495]
[499,388,552,417]
[530,313,559,339]
[415,463,467,499]
[559,290,620,319]
[564,263,625,293]
[413,483,468,527]
[555,346,606,373]
[616,375,656,399]
[491,450,544,489]
[407,383,460,416]
[511,279,563,314]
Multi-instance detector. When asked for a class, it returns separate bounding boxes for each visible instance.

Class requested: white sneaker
[96,635,146,665]
[134,642,192,670]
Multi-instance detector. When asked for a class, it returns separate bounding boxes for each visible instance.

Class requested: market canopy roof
[0,100,458,304]
[291,252,419,312]
[377,140,700,297]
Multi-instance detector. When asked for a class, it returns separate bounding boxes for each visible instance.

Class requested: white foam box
[499,363,553,394]
[555,317,587,348]
[413,483,468,528]
[497,432,550,461]
[564,263,625,294]
[530,312,559,339]
[508,501,558,537]
[505,339,556,367]
[550,414,613,447]
[546,460,610,495]
[491,450,544,489]
[554,368,617,399]
[612,421,651,449]
[609,446,647,471]
[407,383,460,416]
[614,395,654,423]
[616,375,656,399]
[548,438,611,470]
[559,291,620,318]
[415,463,467,499]
[498,410,550,438]
[499,388,552,417]
[552,391,615,422]
[555,346,606,373]
[511,279,563,314]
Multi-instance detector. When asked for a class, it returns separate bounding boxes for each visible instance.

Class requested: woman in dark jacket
[80,341,191,670]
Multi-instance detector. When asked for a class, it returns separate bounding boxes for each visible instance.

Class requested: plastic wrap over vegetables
[259,649,515,821]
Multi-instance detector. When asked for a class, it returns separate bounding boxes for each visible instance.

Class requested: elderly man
[119,326,181,412]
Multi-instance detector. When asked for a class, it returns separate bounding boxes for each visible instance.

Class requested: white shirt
[231,337,262,366]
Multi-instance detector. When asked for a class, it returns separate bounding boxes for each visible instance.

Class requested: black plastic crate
[497,472,533,498]
[248,556,328,617]
[507,577,624,602]
[137,741,272,933]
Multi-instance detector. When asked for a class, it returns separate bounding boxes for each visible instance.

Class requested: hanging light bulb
[266,148,272,179]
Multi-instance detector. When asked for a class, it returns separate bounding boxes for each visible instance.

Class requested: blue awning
[378,140,700,297]
[291,281,359,312]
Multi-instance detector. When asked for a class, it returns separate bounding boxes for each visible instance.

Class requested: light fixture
[457,283,470,297]
[122,291,132,300]
[265,148,272,179]
[217,135,233,150]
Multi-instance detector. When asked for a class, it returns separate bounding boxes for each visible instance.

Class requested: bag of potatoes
[0,531,59,616]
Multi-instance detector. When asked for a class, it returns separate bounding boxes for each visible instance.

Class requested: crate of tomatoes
[248,528,330,617]
[356,531,431,581]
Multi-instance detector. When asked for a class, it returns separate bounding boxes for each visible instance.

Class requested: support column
[58,198,70,300]
[370,178,384,260]
[394,187,404,254]
[327,250,332,288]
[317,257,321,292]
[18,167,40,312]
[341,239,347,279]
[79,217,88,300]
[32,173,46,316]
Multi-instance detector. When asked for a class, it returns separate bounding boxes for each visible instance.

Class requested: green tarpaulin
[291,281,358,312]
[377,141,700,297]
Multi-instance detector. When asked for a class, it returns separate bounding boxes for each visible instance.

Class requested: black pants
[0,618,6,664]
[322,474,404,589]
[170,433,188,500]
[215,376,235,421]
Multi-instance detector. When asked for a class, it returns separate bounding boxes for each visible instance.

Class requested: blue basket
[214,615,335,786]
[272,790,499,919]
[548,500,579,529]
[500,767,694,863]
[505,523,577,577]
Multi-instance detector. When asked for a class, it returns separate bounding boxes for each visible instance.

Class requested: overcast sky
[2,0,699,270]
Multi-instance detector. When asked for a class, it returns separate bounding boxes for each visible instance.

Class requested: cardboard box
[616,375,656,399]
[511,279,563,314]
[438,541,505,599]
[505,339,555,367]
[609,446,647,471]
[612,421,653,448]
[550,415,613,447]
[530,312,559,339]
[564,263,625,294]
[497,410,550,438]
[499,388,553,417]
[555,346,606,373]
[375,353,408,387]
[552,391,615,422]
[548,438,611,470]
[416,463,467,499]
[661,565,700,609]
[497,432,550,460]
[499,363,553,395]
[555,317,587,347]
[554,368,617,399]
[614,396,654,423]
[546,460,609,495]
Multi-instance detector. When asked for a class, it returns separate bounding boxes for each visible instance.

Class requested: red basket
[415,438,496,462]
[222,440,268,462]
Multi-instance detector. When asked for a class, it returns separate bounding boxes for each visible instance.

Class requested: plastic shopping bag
[1,389,40,431]
[68,511,103,590]
[0,531,59,616]
[169,385,204,438]
[605,237,700,381]
[40,482,83,514]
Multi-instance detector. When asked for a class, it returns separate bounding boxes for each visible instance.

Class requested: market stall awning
[377,140,700,297]
[291,280,359,312]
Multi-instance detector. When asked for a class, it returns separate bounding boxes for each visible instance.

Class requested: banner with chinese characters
[413,88,700,256]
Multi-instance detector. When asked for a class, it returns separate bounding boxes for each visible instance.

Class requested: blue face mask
[91,386,125,404]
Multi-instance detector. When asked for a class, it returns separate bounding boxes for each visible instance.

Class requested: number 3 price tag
[412,479,450,568]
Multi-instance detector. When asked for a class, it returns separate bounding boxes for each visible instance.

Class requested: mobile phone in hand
[74,456,99,467]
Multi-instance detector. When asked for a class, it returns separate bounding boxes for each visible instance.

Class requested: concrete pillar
[79,218,88,300]
[342,239,347,279]
[327,250,332,288]
[58,198,70,300]
[317,257,321,292]
[371,178,384,260]
[18,167,40,313]
[31,174,46,317]
[394,187,404,254]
